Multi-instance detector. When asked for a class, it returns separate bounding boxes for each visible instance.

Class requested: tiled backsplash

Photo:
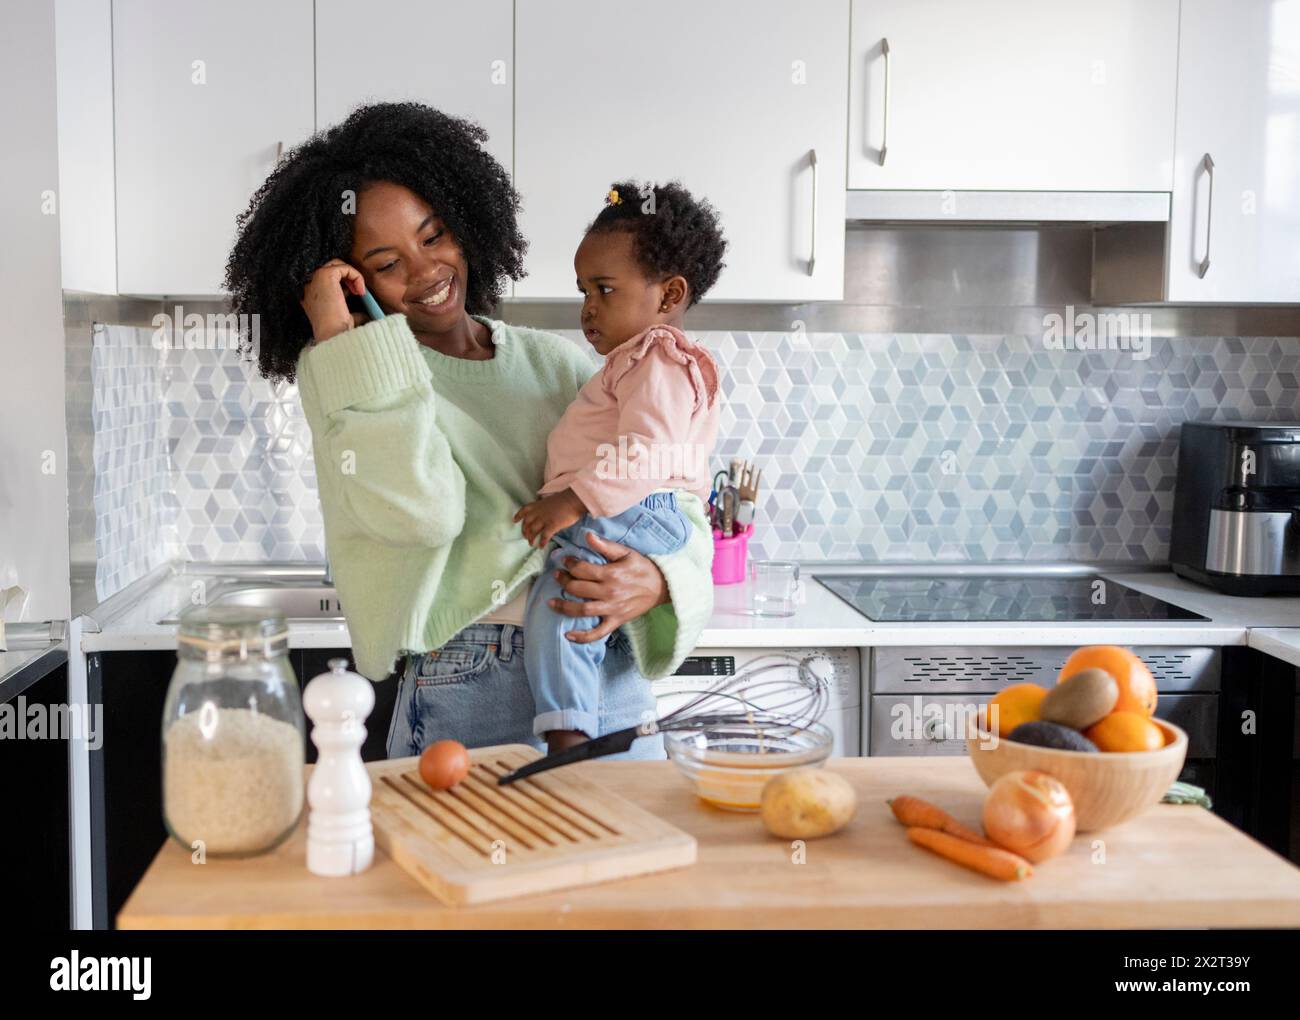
[71,320,1300,602]
[86,324,177,599]
[709,332,1300,562]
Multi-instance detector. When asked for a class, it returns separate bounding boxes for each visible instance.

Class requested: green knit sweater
[295,313,715,682]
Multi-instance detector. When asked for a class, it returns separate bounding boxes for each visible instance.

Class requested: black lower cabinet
[1217,647,1298,864]
[0,661,70,929]
[95,649,173,928]
[96,647,401,927]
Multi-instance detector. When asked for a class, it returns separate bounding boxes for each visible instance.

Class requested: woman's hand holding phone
[300,259,374,344]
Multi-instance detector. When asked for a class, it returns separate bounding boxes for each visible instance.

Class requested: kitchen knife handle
[719,486,738,535]
[496,726,642,785]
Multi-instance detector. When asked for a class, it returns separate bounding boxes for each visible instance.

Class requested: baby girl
[513,180,726,753]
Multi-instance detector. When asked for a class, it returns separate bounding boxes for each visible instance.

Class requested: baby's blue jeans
[523,491,691,738]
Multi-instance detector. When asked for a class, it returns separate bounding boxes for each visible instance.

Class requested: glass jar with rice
[162,606,305,857]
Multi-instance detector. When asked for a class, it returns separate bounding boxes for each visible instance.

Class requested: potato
[760,768,857,839]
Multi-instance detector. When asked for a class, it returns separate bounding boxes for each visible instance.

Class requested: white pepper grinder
[302,657,375,876]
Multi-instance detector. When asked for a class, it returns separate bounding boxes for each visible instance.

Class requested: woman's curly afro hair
[585,180,726,307]
[225,102,527,383]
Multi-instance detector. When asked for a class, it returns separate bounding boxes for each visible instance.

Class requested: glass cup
[750,560,801,617]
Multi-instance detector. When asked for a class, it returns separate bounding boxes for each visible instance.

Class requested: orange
[1084,711,1164,752]
[987,683,1047,737]
[1059,645,1157,717]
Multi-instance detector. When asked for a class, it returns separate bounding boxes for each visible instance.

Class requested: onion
[982,770,1076,863]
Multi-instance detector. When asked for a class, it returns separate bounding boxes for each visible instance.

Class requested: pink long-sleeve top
[538,324,721,518]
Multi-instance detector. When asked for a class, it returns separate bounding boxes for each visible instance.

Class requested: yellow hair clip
[606,188,622,206]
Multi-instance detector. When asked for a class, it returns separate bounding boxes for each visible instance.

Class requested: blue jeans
[523,492,690,738]
[385,623,667,761]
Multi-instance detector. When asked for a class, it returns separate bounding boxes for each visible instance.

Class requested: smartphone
[358,288,385,321]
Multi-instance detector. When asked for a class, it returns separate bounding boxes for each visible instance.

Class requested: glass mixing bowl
[665,721,834,812]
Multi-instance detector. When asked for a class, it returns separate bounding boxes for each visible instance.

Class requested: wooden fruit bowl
[967,719,1188,832]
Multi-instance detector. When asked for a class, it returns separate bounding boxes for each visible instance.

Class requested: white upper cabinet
[3,2,71,621]
[514,0,848,301]
[56,0,117,295]
[1166,0,1300,303]
[848,0,1179,191]
[112,0,314,295]
[315,0,513,172]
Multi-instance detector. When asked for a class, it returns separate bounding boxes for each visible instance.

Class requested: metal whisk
[497,652,833,785]
[655,652,831,737]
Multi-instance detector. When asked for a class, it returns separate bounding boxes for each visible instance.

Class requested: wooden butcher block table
[118,756,1300,929]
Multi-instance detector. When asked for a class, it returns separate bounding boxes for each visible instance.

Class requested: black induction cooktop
[814,575,1208,623]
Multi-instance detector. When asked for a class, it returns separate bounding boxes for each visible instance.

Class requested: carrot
[906,827,1033,881]
[887,795,996,847]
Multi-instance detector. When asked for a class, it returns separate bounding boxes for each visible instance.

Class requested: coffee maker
[1170,422,1300,595]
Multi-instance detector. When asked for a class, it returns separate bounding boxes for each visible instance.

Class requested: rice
[163,706,304,856]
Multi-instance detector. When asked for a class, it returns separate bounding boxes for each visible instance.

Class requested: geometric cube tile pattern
[88,324,179,600]
[701,331,1300,564]
[65,322,100,575]
[85,322,1300,602]
[158,333,321,566]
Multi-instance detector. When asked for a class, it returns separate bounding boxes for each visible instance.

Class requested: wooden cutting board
[367,744,697,906]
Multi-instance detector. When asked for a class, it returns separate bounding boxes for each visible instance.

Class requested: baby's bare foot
[546,729,589,754]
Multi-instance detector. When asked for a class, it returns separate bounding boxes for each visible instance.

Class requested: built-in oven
[866,646,1220,796]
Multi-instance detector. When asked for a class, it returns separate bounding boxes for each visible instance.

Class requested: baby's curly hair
[225,102,527,383]
[586,180,726,306]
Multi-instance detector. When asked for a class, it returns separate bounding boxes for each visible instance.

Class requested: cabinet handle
[879,38,891,166]
[1197,152,1215,279]
[807,148,818,276]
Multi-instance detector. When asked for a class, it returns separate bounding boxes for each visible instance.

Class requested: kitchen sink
[157,580,344,623]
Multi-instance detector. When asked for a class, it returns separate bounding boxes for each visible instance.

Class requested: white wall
[0,1,72,624]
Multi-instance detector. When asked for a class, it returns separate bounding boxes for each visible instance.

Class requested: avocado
[1009,720,1099,752]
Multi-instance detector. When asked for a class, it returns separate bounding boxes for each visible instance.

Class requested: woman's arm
[298,318,466,549]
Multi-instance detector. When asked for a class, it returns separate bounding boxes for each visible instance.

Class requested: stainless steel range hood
[842,189,1181,308]
[844,190,1171,224]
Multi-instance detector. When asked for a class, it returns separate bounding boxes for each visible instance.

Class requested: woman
[225,102,714,760]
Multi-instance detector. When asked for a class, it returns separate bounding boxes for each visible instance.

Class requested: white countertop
[1247,629,1300,670]
[708,568,1300,647]
[78,560,1300,656]
[80,565,354,654]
